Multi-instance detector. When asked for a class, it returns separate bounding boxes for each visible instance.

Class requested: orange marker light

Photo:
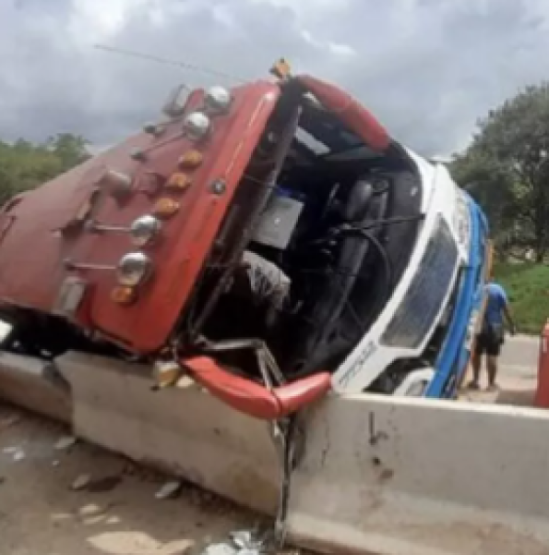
[111,285,137,305]
[154,197,180,218]
[166,173,192,192]
[270,58,292,80]
[178,150,203,169]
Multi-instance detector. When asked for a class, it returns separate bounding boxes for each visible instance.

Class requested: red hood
[0,73,391,355]
[0,81,280,353]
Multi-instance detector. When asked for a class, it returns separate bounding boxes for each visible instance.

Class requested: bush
[494,262,549,335]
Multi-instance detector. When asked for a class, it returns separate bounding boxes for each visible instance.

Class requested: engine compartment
[184,84,424,383]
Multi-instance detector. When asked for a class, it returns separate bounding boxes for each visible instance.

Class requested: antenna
[94,44,248,84]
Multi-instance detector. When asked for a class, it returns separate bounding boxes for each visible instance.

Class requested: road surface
[0,404,276,555]
[461,334,539,405]
[0,335,541,555]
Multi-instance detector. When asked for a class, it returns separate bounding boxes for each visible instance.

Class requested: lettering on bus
[338,339,377,389]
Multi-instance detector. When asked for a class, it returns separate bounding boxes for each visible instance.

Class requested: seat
[182,356,332,420]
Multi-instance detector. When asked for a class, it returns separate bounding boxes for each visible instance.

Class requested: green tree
[46,133,90,169]
[451,83,549,261]
[0,133,90,205]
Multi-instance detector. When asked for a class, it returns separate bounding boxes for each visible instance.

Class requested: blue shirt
[483,282,508,326]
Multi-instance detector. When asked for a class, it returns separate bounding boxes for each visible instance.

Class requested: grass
[494,262,549,335]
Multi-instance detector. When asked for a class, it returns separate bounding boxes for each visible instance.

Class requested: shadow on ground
[496,388,535,407]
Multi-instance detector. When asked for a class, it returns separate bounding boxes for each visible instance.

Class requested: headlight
[117,252,153,286]
[204,86,232,114]
[183,111,210,141]
[130,215,161,247]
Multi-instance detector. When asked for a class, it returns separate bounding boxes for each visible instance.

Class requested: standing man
[468,278,516,391]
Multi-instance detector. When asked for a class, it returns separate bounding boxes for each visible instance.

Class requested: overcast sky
[1,0,548,156]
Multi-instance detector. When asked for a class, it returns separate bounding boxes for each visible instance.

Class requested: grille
[380,216,458,349]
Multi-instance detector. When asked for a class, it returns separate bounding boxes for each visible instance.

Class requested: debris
[55,435,77,451]
[155,480,182,499]
[0,476,5,485]
[51,460,60,467]
[199,528,297,555]
[201,545,238,555]
[87,475,121,493]
[153,360,184,389]
[78,503,107,517]
[71,474,91,491]
[1,446,26,462]
[230,531,255,549]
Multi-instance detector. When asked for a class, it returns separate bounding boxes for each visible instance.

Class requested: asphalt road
[500,334,539,377]
[463,334,539,406]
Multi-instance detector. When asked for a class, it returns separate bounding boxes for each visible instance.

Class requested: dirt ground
[0,403,285,555]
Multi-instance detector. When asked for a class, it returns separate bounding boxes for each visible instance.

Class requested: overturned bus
[0,61,489,420]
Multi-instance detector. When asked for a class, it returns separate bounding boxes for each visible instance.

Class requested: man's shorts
[474,331,502,357]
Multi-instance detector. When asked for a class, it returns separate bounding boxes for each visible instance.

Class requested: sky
[1,0,548,157]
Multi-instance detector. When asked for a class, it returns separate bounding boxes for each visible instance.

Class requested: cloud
[2,0,549,156]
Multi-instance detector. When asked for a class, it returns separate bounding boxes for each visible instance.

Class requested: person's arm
[500,287,516,334]
[503,304,516,334]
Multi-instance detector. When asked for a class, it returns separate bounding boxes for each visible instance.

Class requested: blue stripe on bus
[424,197,487,398]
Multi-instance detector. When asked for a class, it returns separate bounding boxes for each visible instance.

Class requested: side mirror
[161,83,190,118]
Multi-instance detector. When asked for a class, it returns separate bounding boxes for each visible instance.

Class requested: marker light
[166,173,191,192]
[130,215,162,247]
[111,285,137,305]
[270,58,292,80]
[178,150,203,169]
[204,86,232,114]
[153,198,180,219]
[183,112,210,141]
[117,252,152,286]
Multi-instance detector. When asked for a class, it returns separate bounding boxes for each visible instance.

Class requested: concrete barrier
[6,350,549,554]
[289,395,549,555]
[0,352,71,422]
[55,352,281,514]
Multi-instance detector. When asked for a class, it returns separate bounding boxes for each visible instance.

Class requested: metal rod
[88,222,129,234]
[64,259,115,271]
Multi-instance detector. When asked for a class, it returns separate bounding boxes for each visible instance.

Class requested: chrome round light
[117,252,153,286]
[204,86,232,114]
[130,215,161,247]
[183,111,211,141]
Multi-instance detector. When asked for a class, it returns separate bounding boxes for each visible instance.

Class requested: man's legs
[486,355,499,390]
[469,353,481,389]
[468,334,485,389]
[485,331,502,391]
